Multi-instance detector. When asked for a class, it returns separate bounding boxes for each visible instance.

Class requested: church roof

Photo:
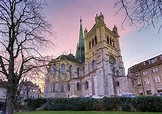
[51,54,80,64]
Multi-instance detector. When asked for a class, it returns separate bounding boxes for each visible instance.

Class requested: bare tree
[115,0,162,32]
[0,0,53,114]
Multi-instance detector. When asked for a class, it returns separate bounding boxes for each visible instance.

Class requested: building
[128,54,162,96]
[18,80,41,99]
[44,13,129,98]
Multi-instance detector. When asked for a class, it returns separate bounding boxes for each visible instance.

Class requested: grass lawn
[14,111,162,114]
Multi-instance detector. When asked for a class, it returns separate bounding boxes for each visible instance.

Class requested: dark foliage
[25,98,47,111]
[25,96,162,112]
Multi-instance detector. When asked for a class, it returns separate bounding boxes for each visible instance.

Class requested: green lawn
[14,111,162,114]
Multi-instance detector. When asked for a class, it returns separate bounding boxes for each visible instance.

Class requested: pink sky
[43,0,162,74]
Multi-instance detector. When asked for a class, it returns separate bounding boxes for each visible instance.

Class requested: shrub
[25,96,162,112]
[133,96,162,112]
[119,97,134,111]
[43,97,100,111]
[24,98,47,111]
[102,97,120,111]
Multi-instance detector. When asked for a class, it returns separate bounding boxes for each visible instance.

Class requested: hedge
[24,98,47,111]
[24,96,162,112]
[42,97,100,111]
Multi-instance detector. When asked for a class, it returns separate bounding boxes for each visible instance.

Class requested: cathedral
[44,13,129,98]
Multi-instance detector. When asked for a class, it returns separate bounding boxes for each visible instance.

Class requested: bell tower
[84,12,125,96]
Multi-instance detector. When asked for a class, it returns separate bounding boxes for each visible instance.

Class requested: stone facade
[44,13,129,98]
[127,54,162,96]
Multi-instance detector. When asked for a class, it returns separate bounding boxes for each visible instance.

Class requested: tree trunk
[6,92,15,114]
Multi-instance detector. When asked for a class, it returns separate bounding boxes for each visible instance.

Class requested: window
[92,39,94,47]
[116,81,120,86]
[61,64,65,73]
[94,36,97,44]
[83,66,85,74]
[69,65,72,77]
[139,92,143,96]
[107,37,110,44]
[110,38,112,45]
[157,89,162,93]
[151,58,157,64]
[116,70,119,75]
[142,70,147,75]
[67,84,70,91]
[92,60,97,70]
[132,80,134,86]
[76,82,81,90]
[135,73,140,76]
[53,65,57,74]
[53,83,55,92]
[89,41,91,49]
[152,67,158,73]
[144,79,150,85]
[60,84,64,92]
[146,90,151,95]
[85,81,89,90]
[154,76,161,83]
[143,62,146,66]
[137,80,141,86]
[77,67,79,76]
[109,56,116,64]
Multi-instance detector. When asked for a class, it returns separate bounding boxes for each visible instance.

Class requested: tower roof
[79,18,84,47]
[75,18,85,63]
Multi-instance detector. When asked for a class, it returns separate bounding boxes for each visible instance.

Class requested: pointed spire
[75,17,85,63]
[80,17,82,23]
[79,17,84,46]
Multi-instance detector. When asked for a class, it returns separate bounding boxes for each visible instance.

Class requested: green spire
[79,18,84,47]
[75,18,85,63]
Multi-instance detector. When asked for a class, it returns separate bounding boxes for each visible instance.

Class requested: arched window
[95,36,97,44]
[60,84,64,92]
[77,67,79,76]
[132,80,134,86]
[89,41,91,49]
[116,81,120,86]
[76,82,81,90]
[67,84,70,91]
[69,65,72,77]
[92,60,97,70]
[53,83,55,92]
[107,36,110,44]
[92,39,94,47]
[85,81,89,90]
[61,64,65,73]
[109,56,116,65]
[116,70,119,75]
